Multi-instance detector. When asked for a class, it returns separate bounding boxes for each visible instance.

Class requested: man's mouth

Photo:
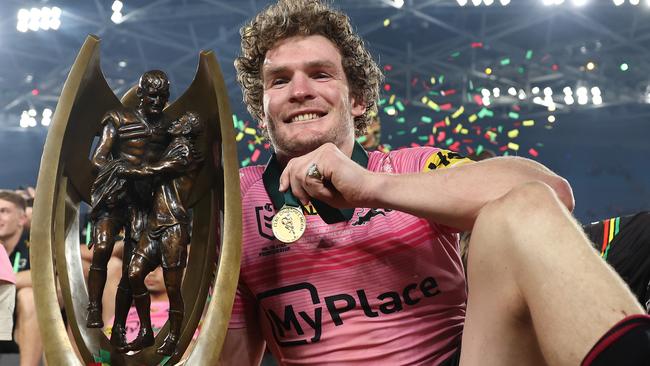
[288,112,325,123]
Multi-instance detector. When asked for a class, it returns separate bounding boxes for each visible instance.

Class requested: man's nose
[289,74,315,103]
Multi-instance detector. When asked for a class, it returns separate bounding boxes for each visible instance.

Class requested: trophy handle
[31,35,242,365]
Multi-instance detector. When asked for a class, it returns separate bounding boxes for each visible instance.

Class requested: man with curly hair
[225,1,650,365]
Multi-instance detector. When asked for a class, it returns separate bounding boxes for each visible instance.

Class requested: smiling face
[261,35,366,162]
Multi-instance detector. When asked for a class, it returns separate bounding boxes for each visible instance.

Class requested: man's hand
[116,162,145,177]
[278,143,377,208]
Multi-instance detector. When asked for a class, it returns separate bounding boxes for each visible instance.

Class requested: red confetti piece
[384,64,393,71]
[552,64,559,71]
[471,42,483,48]
[473,94,483,106]
[441,89,456,96]
[499,145,508,152]
[466,146,475,155]
[449,141,460,151]
[428,135,435,146]
[31,89,39,96]
[411,78,419,86]
[512,105,521,111]
[440,103,453,111]
[437,131,446,142]
[251,149,261,162]
[434,120,447,128]
[462,139,474,144]
[384,84,391,91]
[528,148,539,157]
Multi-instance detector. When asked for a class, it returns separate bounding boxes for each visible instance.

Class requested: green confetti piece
[497,125,503,133]
[525,50,533,60]
[445,138,454,146]
[395,101,405,112]
[418,135,429,142]
[468,80,474,91]
[536,142,545,147]
[410,127,418,134]
[500,58,510,66]
[396,117,405,124]
[439,75,445,84]
[476,145,484,156]
[477,107,494,119]
[241,158,251,167]
[396,131,406,136]
[508,112,520,119]
[421,116,433,123]
[248,143,255,152]
[356,135,367,143]
[383,106,397,115]
[85,222,91,247]
[428,91,440,96]
[378,98,386,106]
[466,93,472,102]
[450,52,460,58]
[159,356,172,366]
[517,66,525,74]
[503,151,510,156]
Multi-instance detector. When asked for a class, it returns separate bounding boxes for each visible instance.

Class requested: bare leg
[111,239,135,349]
[157,267,185,356]
[121,255,156,353]
[87,218,118,328]
[15,287,43,366]
[460,182,644,365]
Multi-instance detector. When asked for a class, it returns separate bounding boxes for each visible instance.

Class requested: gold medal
[272,205,306,243]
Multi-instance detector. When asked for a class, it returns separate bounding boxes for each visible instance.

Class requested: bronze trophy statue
[29,35,242,366]
[116,111,205,356]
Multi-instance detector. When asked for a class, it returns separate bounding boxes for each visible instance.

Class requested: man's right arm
[218,327,266,365]
[91,121,118,170]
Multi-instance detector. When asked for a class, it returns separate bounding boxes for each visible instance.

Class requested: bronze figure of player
[115,111,203,355]
[86,70,171,351]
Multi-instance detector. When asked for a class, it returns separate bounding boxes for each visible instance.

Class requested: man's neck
[0,228,24,254]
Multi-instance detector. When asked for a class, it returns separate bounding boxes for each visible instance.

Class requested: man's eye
[314,72,331,79]
[271,78,287,86]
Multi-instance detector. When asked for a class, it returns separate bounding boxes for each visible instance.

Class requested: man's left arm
[279,143,573,232]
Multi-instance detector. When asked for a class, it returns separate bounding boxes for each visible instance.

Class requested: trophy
[30,35,241,365]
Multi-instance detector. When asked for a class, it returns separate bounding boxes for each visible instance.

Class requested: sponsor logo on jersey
[351,208,392,226]
[255,203,275,240]
[423,150,468,172]
[257,276,441,347]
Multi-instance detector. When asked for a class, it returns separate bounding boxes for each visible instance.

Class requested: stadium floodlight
[112,1,124,12]
[500,0,511,4]
[531,86,540,94]
[492,87,500,97]
[564,95,575,105]
[508,87,517,96]
[592,95,603,105]
[630,0,640,5]
[572,0,588,6]
[613,0,624,5]
[484,0,495,5]
[548,115,556,123]
[457,0,468,5]
[591,86,601,96]
[111,12,123,24]
[472,0,482,5]
[481,88,491,97]
[17,6,61,32]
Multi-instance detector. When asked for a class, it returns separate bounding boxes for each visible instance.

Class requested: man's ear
[136,87,143,98]
[350,96,367,118]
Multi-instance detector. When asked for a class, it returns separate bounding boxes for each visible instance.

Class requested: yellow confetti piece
[427,100,439,110]
[421,96,429,104]
[432,127,438,134]
[508,142,520,151]
[452,106,464,119]
[507,129,519,138]
[461,128,469,135]
[468,114,478,123]
[244,127,257,135]
[445,116,450,126]
[236,132,244,141]
[383,18,390,27]
[430,76,436,85]
[389,94,396,105]
[523,120,535,127]
[454,123,463,133]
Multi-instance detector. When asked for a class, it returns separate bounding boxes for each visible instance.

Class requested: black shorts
[583,211,650,311]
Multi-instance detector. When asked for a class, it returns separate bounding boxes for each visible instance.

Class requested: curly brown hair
[234,0,383,137]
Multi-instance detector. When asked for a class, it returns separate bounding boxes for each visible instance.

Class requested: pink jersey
[233,147,469,365]
[0,246,15,284]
